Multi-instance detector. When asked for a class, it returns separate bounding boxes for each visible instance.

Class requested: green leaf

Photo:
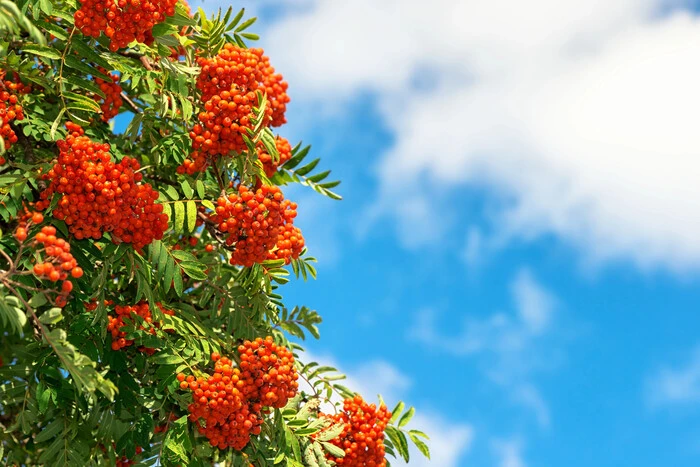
[70,39,112,71]
[408,429,430,440]
[398,407,415,428]
[180,261,207,280]
[49,108,66,140]
[64,75,106,99]
[235,16,257,32]
[36,381,52,414]
[63,55,111,80]
[35,418,65,443]
[165,185,180,200]
[45,328,118,399]
[150,351,185,365]
[226,8,245,31]
[173,271,184,297]
[408,432,431,459]
[22,44,61,60]
[173,201,185,233]
[171,250,198,262]
[38,308,63,325]
[316,422,345,442]
[0,298,27,335]
[201,199,216,211]
[180,180,193,199]
[321,441,345,458]
[303,443,320,467]
[186,200,197,232]
[195,180,205,199]
[389,401,405,424]
[295,159,321,176]
[29,293,48,308]
[385,426,410,462]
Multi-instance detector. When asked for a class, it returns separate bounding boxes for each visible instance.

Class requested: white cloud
[298,352,473,465]
[492,438,527,467]
[408,269,557,427]
[512,270,555,335]
[258,0,700,272]
[648,346,700,406]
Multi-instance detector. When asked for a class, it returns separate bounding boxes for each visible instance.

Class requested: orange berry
[13,227,27,242]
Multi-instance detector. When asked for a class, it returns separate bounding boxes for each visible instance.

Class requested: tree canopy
[0,0,430,466]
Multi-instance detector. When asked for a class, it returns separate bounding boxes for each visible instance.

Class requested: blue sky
[186,1,700,465]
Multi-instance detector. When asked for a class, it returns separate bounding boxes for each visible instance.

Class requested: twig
[140,56,155,71]
[120,91,141,114]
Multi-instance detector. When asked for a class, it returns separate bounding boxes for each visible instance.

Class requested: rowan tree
[0,1,431,466]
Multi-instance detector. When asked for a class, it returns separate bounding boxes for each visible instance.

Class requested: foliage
[0,1,429,466]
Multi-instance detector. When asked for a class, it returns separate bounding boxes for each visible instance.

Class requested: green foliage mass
[0,1,429,465]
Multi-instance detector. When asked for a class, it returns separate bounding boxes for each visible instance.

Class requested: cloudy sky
[192,1,700,465]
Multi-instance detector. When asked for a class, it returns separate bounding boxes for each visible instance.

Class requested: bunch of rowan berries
[209,184,303,266]
[106,301,173,352]
[183,44,290,173]
[237,336,299,408]
[179,354,262,450]
[94,69,123,122]
[13,216,83,307]
[256,54,290,127]
[267,224,305,265]
[178,337,299,450]
[36,123,168,250]
[319,395,392,467]
[189,87,271,160]
[258,136,292,178]
[74,0,178,51]
[0,71,29,152]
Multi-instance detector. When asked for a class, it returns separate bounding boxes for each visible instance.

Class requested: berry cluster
[179,337,298,450]
[74,0,178,51]
[319,395,391,467]
[14,217,83,307]
[180,354,263,450]
[36,123,168,250]
[267,223,305,264]
[94,69,123,122]
[107,301,173,352]
[237,337,299,408]
[0,71,29,152]
[184,45,290,172]
[189,87,270,162]
[210,184,304,266]
[258,136,292,178]
[256,54,290,127]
